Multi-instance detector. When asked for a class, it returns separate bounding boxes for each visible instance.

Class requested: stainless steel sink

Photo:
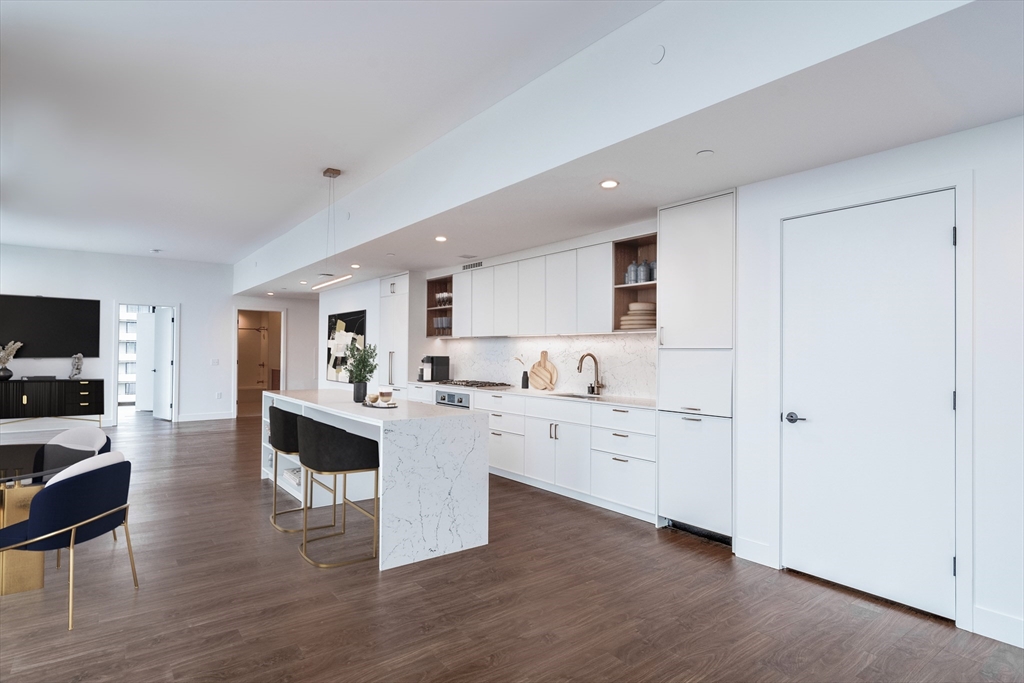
[551,392,598,400]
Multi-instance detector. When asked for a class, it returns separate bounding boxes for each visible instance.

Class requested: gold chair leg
[68,530,76,631]
[341,474,347,533]
[112,528,117,541]
[123,522,139,589]
[269,449,304,532]
[57,548,61,569]
[299,467,380,569]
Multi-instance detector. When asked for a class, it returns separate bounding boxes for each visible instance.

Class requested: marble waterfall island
[262,390,489,570]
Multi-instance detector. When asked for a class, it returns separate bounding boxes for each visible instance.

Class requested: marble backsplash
[440,333,657,398]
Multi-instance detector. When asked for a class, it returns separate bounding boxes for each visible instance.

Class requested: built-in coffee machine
[419,355,450,382]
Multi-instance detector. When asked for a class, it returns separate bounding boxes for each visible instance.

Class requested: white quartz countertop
[266,389,480,425]
[412,384,655,409]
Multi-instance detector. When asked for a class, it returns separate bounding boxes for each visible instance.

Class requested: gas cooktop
[436,380,512,389]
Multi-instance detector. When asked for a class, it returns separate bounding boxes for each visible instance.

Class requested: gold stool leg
[56,548,61,569]
[112,528,117,541]
[123,508,139,589]
[269,449,305,533]
[299,467,380,569]
[68,529,76,631]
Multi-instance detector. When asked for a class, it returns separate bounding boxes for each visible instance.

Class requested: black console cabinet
[0,380,104,419]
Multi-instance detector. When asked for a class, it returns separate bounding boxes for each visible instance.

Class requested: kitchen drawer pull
[682,407,702,412]
[612,457,628,463]
[491,395,502,399]
[612,408,629,413]
[491,413,502,417]
[612,433,629,438]
[683,417,702,422]
[491,432,502,437]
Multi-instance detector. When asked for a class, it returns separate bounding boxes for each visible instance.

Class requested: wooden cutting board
[529,350,558,390]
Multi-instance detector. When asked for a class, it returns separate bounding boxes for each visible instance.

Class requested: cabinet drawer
[487,412,525,435]
[657,349,733,417]
[591,451,655,513]
[591,427,656,462]
[525,397,590,425]
[657,412,732,536]
[407,384,435,404]
[475,392,525,414]
[591,404,655,435]
[489,431,524,474]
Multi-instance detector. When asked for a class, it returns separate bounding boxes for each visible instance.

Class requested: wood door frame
[777,171,974,632]
[231,307,288,419]
[110,302,181,427]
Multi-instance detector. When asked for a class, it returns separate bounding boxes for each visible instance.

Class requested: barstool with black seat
[268,406,304,532]
[296,415,380,568]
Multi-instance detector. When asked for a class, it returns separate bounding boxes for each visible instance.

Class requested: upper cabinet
[658,192,734,348]
[576,243,613,334]
[493,262,519,336]
[471,267,495,337]
[452,271,472,338]
[545,251,577,335]
[381,274,409,297]
[518,256,546,336]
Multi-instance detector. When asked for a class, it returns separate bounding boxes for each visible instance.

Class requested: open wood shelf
[613,233,657,332]
[426,275,453,337]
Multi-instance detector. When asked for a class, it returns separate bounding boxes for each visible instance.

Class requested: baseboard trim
[489,467,657,524]
[974,606,1024,648]
[176,411,235,423]
[734,536,780,569]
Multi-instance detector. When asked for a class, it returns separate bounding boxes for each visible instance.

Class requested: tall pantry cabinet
[656,192,735,538]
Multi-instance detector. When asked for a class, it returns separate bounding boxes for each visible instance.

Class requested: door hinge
[170,360,174,366]
[953,556,957,576]
[952,226,957,246]
[171,317,175,323]
[170,402,173,409]
[953,391,956,410]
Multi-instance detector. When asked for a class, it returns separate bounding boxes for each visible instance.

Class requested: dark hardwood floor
[0,413,1020,682]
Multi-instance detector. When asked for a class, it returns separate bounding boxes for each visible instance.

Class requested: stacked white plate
[620,301,656,329]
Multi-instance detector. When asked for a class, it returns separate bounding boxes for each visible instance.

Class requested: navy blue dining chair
[0,454,138,630]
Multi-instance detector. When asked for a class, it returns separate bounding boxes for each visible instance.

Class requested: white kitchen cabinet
[488,412,525,435]
[518,256,546,336]
[380,274,409,297]
[489,430,525,475]
[658,193,734,348]
[452,271,472,338]
[591,427,656,463]
[591,404,656,435]
[576,243,613,334]
[524,417,556,483]
[545,251,577,335]
[408,383,435,404]
[493,262,519,336]
[553,421,591,494]
[476,391,526,415]
[377,292,409,388]
[591,451,655,513]
[657,411,732,536]
[657,349,733,417]
[471,267,495,337]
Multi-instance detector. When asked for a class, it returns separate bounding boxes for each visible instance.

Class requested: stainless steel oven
[435,390,471,409]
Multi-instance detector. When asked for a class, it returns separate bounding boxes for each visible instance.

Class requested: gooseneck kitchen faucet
[577,353,605,396]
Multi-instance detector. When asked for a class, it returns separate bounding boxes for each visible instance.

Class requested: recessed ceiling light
[696,149,715,158]
[311,274,353,291]
[600,180,619,189]
[299,280,307,285]
[150,248,162,254]
[435,236,447,242]
[267,292,274,296]
[351,264,360,269]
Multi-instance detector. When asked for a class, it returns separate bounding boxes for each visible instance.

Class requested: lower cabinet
[591,451,655,513]
[524,417,556,483]
[657,411,732,536]
[489,430,525,474]
[407,383,435,403]
[524,417,589,489]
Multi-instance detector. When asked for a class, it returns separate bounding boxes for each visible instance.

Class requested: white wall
[235,1,961,292]
[317,278,381,391]
[734,117,1024,646]
[0,245,319,428]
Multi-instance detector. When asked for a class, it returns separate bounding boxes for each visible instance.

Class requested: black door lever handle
[785,412,806,424]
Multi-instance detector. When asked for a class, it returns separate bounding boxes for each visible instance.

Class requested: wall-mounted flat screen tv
[0,294,101,358]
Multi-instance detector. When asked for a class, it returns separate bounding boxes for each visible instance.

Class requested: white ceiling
[0,0,657,262]
[245,0,1023,299]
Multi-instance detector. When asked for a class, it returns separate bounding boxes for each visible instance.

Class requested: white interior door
[153,307,175,421]
[781,190,956,618]
[135,309,155,412]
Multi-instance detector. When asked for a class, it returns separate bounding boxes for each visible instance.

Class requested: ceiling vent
[462,261,483,270]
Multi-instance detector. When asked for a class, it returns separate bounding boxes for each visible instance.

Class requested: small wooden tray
[362,401,398,409]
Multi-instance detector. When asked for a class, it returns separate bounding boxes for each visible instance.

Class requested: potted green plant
[345,339,377,403]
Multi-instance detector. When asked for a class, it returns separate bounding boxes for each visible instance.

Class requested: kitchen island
[261,389,489,570]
